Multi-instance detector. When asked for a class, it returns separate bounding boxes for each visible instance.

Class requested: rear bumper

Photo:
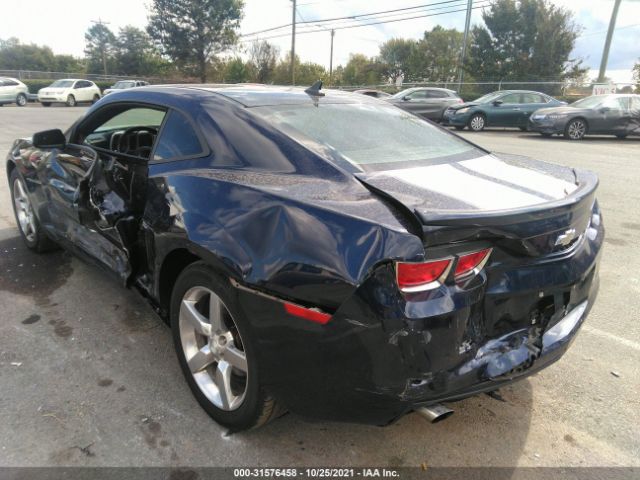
[234,206,603,425]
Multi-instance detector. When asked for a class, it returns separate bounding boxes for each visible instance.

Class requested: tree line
[1,0,633,89]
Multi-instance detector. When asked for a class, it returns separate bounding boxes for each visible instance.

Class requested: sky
[1,0,638,83]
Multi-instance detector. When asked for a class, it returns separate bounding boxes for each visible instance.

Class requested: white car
[103,79,149,95]
[0,77,29,107]
[38,79,102,107]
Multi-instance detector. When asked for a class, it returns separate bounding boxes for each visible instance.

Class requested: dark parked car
[529,94,640,140]
[443,90,565,131]
[353,89,391,99]
[387,87,462,121]
[7,84,603,431]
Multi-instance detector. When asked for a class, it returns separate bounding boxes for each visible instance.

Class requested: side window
[501,93,521,104]
[427,90,448,98]
[81,106,167,159]
[4,79,19,86]
[409,90,427,99]
[522,93,544,104]
[153,110,205,161]
[602,97,625,110]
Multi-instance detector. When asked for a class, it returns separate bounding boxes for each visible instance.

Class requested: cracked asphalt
[0,105,638,468]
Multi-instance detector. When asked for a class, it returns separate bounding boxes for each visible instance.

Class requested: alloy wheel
[179,286,248,411]
[67,95,76,107]
[13,178,37,242]
[470,114,485,131]
[567,120,586,140]
[17,94,27,106]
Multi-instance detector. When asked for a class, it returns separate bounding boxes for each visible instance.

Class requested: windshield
[473,91,504,103]
[570,96,606,109]
[50,80,74,88]
[113,81,135,89]
[252,103,482,170]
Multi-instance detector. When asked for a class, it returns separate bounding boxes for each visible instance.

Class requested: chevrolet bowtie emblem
[555,228,577,247]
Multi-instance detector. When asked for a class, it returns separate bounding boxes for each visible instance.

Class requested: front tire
[616,134,628,139]
[66,95,76,107]
[468,113,486,132]
[540,133,552,138]
[564,118,587,140]
[170,262,283,431]
[518,126,527,132]
[10,169,56,252]
[16,93,27,107]
[41,102,51,107]
[454,125,465,131]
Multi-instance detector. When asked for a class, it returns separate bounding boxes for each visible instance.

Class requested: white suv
[38,79,102,107]
[0,77,29,107]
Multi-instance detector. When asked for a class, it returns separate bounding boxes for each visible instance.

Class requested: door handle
[513,108,521,111]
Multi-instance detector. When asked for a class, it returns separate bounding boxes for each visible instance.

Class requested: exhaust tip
[415,404,454,423]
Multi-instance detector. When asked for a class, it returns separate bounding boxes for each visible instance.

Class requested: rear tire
[454,126,465,131]
[468,113,486,132]
[10,169,57,253]
[170,262,284,431]
[16,93,27,107]
[518,126,527,132]
[564,118,586,140]
[41,102,51,107]
[66,95,76,107]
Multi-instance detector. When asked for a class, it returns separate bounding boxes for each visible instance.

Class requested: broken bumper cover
[233,216,602,425]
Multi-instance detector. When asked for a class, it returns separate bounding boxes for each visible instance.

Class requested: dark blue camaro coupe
[6,83,603,430]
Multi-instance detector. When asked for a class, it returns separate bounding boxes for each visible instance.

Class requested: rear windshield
[252,103,481,169]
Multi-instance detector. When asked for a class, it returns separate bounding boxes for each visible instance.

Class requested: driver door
[59,104,167,281]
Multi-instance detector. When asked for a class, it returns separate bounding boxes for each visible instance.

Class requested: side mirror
[492,100,503,106]
[33,129,66,149]
[599,106,611,113]
[403,95,411,101]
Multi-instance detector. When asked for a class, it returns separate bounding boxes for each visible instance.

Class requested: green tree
[465,0,585,83]
[248,40,279,83]
[0,38,83,72]
[633,60,640,92]
[410,26,464,82]
[85,23,117,75]
[223,56,251,83]
[116,26,154,75]
[272,54,325,85]
[148,0,244,82]
[379,38,415,83]
[342,54,385,86]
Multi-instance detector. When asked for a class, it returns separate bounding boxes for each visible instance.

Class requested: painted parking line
[582,325,640,352]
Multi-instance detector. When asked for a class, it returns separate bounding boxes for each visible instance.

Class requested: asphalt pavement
[0,105,638,468]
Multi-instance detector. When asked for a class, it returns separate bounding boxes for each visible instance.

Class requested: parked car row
[0,77,150,107]
[354,87,640,140]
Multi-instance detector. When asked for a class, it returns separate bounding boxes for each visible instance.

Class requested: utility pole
[290,0,297,85]
[329,29,335,85]
[457,0,472,92]
[597,0,622,83]
[91,18,111,76]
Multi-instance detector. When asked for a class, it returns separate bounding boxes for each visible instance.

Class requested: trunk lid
[355,153,597,255]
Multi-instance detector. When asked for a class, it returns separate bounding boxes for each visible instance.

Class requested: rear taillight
[396,259,452,292]
[454,248,492,280]
[396,248,492,292]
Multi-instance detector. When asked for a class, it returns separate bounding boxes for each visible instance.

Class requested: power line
[241,0,480,37]
[240,2,490,42]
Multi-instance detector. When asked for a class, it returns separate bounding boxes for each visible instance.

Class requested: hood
[533,106,588,116]
[448,102,479,110]
[354,153,590,216]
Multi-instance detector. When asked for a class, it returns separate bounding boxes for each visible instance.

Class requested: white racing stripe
[460,155,578,200]
[383,163,548,210]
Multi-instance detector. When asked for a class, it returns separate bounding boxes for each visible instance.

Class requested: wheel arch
[157,247,202,320]
[570,116,589,132]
